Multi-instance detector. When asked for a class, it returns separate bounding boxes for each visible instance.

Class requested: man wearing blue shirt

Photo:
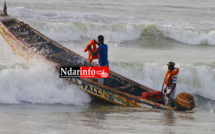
[87,35,109,84]
[87,35,109,67]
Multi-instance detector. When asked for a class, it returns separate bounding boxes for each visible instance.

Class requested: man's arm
[94,40,99,45]
[87,45,99,57]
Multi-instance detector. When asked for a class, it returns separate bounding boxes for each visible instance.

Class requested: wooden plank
[47,53,70,57]
[115,85,137,90]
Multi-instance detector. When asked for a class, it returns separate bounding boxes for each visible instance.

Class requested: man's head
[98,35,104,45]
[167,61,175,71]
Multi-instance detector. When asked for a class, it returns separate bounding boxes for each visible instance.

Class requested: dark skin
[87,39,103,57]
[165,65,176,97]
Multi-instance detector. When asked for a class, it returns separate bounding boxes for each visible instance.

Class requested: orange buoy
[84,40,99,63]
[176,92,195,110]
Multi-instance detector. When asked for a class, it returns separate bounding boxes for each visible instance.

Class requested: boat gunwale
[77,78,173,110]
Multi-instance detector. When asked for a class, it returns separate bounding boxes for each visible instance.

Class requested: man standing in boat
[87,35,109,84]
[163,62,179,107]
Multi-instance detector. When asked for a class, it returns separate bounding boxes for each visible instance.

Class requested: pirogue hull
[0,18,178,110]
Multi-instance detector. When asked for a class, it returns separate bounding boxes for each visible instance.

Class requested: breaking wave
[30,21,215,46]
[8,6,215,45]
[0,36,91,104]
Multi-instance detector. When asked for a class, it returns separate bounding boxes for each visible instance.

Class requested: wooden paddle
[161,79,166,95]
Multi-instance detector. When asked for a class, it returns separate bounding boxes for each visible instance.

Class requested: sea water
[0,0,215,133]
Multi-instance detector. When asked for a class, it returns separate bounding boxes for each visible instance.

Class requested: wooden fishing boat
[0,18,195,111]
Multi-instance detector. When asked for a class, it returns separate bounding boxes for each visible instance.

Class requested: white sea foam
[208,101,214,114]
[0,63,91,105]
[30,20,215,46]
[0,36,91,104]
[31,21,215,46]
[32,21,143,42]
[159,27,215,45]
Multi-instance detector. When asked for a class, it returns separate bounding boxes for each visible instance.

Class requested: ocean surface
[0,0,215,133]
